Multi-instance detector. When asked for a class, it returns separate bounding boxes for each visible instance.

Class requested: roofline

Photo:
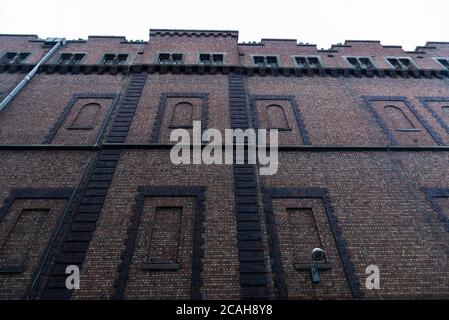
[150,28,238,33]
[0,34,38,38]
[344,40,381,44]
[261,38,297,42]
[88,35,127,40]
[149,29,239,38]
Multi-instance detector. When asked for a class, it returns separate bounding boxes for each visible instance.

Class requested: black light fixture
[294,247,331,285]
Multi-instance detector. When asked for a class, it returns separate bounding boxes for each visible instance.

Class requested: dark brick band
[417,96,449,138]
[228,75,269,299]
[39,74,148,300]
[421,187,449,233]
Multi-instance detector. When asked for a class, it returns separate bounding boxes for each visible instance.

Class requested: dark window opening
[117,54,128,65]
[59,53,72,65]
[253,56,265,67]
[103,54,116,65]
[212,54,224,64]
[253,56,279,67]
[102,53,128,66]
[199,54,211,64]
[158,53,183,65]
[347,57,374,69]
[437,59,449,70]
[58,53,86,65]
[387,58,416,71]
[0,52,30,64]
[158,53,171,64]
[266,56,279,67]
[295,56,322,68]
[199,53,224,65]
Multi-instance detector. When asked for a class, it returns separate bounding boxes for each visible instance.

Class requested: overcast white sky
[0,0,448,50]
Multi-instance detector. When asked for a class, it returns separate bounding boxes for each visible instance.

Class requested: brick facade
[0,29,449,299]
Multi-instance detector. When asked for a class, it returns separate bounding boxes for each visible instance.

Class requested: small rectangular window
[17,53,30,63]
[199,53,224,65]
[387,58,401,70]
[58,53,85,65]
[103,54,116,65]
[294,56,322,69]
[359,58,373,69]
[212,54,224,64]
[0,52,30,64]
[1,52,16,64]
[102,53,128,66]
[158,53,171,64]
[158,53,183,65]
[253,56,265,67]
[58,53,73,65]
[199,54,211,64]
[307,57,320,68]
[171,54,183,64]
[387,57,417,71]
[399,58,415,70]
[436,58,449,70]
[253,55,279,67]
[266,56,279,67]
[117,54,128,65]
[73,53,85,64]
[346,57,374,69]
[295,57,307,68]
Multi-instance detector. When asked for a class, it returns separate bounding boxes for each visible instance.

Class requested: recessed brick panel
[154,95,207,143]
[48,96,115,145]
[0,196,70,299]
[250,96,310,145]
[268,197,353,299]
[124,197,196,299]
[365,97,440,145]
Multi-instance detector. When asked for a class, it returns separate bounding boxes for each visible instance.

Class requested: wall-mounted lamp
[294,247,331,285]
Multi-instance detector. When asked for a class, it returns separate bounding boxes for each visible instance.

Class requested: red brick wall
[0,31,449,300]
[260,151,449,298]
[0,74,125,144]
[75,150,240,299]
[0,151,91,299]
[126,74,230,144]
